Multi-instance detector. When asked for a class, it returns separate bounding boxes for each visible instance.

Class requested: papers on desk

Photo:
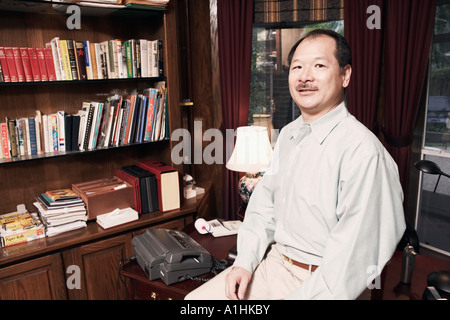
[207,219,242,237]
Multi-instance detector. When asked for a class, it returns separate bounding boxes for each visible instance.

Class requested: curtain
[382,0,436,190]
[344,0,383,134]
[218,0,254,219]
[254,0,344,25]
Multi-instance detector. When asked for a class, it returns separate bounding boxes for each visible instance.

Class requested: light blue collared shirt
[233,102,406,299]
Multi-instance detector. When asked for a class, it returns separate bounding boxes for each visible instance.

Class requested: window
[416,2,450,255]
[248,21,344,145]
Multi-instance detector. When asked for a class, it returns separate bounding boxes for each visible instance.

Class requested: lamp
[415,159,450,193]
[226,126,273,213]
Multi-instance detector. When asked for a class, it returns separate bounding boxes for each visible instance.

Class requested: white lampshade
[226,126,273,173]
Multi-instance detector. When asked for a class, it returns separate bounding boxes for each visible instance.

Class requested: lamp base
[238,172,262,210]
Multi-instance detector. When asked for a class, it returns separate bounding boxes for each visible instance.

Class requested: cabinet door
[63,233,133,300]
[0,253,67,300]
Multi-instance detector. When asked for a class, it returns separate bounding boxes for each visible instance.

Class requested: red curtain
[382,0,436,190]
[344,0,383,134]
[218,0,254,219]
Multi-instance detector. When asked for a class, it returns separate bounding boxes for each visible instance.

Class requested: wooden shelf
[0,138,169,165]
[0,76,166,87]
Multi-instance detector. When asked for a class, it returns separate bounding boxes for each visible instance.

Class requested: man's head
[288,29,352,122]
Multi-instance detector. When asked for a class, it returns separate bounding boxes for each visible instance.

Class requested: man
[186,29,406,300]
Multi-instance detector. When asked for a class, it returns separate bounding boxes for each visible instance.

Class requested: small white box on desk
[96,207,138,229]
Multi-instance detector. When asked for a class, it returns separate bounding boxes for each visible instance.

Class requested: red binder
[137,160,180,212]
[114,169,142,214]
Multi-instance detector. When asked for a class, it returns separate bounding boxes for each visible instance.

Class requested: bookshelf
[0,0,182,213]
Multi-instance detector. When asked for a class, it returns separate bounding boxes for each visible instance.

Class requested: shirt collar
[290,101,349,144]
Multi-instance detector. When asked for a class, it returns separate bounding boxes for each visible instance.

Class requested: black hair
[287,29,352,71]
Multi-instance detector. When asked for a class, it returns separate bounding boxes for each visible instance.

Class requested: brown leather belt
[282,254,318,272]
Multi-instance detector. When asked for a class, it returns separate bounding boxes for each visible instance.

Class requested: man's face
[288,35,351,122]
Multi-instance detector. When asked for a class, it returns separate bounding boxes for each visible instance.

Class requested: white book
[139,39,148,78]
[24,118,31,155]
[87,102,99,150]
[57,111,66,152]
[42,114,49,153]
[35,111,42,154]
[151,40,158,77]
[49,37,64,80]
[103,104,115,148]
[77,102,90,150]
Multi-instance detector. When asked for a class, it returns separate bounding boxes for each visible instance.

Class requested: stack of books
[33,188,88,237]
[0,204,45,247]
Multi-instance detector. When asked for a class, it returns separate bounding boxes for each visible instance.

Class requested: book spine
[82,41,91,80]
[75,41,87,80]
[0,47,10,82]
[144,89,156,141]
[93,43,102,80]
[125,41,133,78]
[12,47,25,82]
[48,39,63,80]
[59,40,72,81]
[20,47,33,82]
[28,117,37,155]
[35,111,43,154]
[27,48,41,81]
[135,39,141,78]
[107,40,116,78]
[49,114,58,152]
[42,114,49,153]
[5,47,18,82]
[43,48,56,81]
[82,104,95,151]
[35,48,48,81]
[17,119,25,156]
[24,118,30,155]
[140,39,148,78]
[7,119,18,157]
[66,40,78,80]
[87,42,97,80]
[157,40,163,77]
[1,123,10,158]
[57,111,66,152]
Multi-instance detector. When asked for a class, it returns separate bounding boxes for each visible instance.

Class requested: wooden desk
[120,224,237,300]
[381,251,450,300]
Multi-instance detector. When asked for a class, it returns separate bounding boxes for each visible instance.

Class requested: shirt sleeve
[232,137,281,274]
[286,150,406,300]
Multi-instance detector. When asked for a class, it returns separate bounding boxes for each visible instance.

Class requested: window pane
[424,3,450,152]
[249,21,344,146]
[417,154,450,254]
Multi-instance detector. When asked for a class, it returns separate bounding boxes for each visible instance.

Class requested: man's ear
[342,65,352,88]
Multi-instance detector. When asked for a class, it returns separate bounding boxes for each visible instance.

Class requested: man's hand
[225,266,252,300]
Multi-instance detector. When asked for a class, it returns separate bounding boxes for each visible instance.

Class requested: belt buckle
[283,254,293,264]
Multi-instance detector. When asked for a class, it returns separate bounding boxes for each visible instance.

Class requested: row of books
[0,85,169,159]
[0,38,163,83]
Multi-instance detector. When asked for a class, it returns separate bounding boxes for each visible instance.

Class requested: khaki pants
[185,244,314,300]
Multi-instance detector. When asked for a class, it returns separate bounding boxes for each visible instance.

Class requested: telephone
[132,228,213,285]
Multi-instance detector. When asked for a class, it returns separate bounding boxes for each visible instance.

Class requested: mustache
[295,83,318,91]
